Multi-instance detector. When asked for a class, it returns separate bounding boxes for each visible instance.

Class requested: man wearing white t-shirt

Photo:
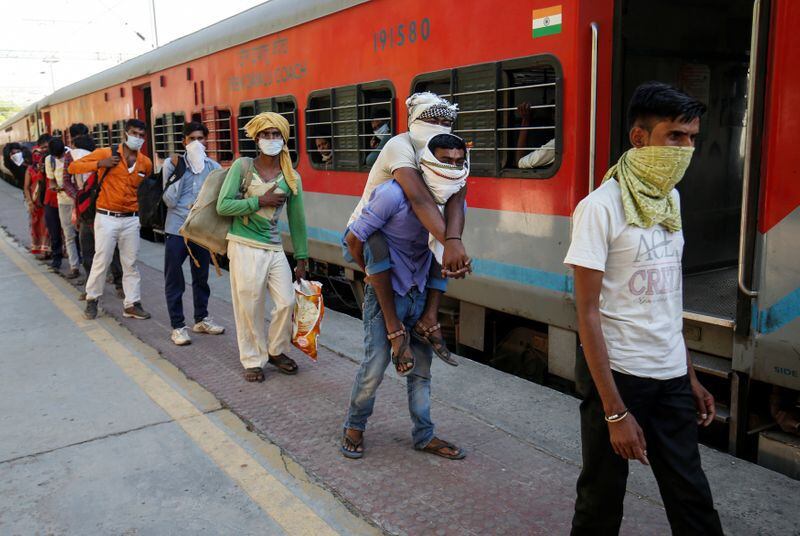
[565,82,723,535]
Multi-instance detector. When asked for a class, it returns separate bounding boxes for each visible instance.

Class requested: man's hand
[517,102,532,124]
[608,414,649,465]
[98,155,120,168]
[691,376,716,426]
[294,259,307,281]
[442,239,472,279]
[258,184,287,208]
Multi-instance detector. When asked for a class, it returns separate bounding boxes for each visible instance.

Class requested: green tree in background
[0,101,21,124]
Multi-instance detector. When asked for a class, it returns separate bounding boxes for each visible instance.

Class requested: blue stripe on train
[280,223,574,294]
[754,286,800,335]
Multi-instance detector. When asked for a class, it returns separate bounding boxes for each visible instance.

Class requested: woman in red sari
[22,137,52,257]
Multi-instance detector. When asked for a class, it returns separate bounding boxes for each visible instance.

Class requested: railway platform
[0,178,798,535]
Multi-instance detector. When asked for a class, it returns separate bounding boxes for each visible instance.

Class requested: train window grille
[153,113,185,159]
[305,81,395,171]
[91,124,110,148]
[411,55,561,178]
[201,107,234,163]
[237,96,298,166]
[110,120,125,146]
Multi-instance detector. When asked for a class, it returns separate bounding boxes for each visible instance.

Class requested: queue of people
[5,82,724,535]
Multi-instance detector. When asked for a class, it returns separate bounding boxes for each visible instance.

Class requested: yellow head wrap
[243,112,298,194]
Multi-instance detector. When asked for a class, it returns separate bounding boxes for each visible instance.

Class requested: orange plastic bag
[292,279,324,360]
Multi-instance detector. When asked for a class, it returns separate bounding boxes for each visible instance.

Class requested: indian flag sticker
[532,5,563,39]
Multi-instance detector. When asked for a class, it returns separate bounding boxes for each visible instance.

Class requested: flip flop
[341,431,364,459]
[418,437,466,460]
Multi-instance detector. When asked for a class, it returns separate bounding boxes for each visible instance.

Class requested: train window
[110,120,125,146]
[91,123,110,148]
[153,113,185,159]
[411,55,562,178]
[237,96,298,165]
[305,81,395,171]
[201,107,234,163]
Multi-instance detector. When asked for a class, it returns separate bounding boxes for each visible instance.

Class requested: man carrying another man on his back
[69,119,152,320]
[161,121,225,346]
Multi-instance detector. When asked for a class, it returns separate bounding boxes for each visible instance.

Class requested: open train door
[132,84,153,160]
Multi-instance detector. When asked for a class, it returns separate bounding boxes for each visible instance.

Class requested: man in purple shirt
[340,136,467,461]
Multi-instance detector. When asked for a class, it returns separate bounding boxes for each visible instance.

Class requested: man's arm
[574,265,649,465]
[69,148,116,174]
[161,155,181,209]
[686,345,715,426]
[442,186,470,277]
[345,230,366,272]
[23,167,33,205]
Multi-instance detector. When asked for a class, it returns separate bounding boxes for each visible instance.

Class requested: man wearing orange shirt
[68,119,153,320]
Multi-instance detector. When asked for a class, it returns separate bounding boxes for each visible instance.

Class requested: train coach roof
[1,0,368,131]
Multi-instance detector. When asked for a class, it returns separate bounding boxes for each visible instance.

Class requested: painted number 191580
[373,18,431,52]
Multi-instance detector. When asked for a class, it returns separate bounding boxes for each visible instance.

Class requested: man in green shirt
[217,112,308,383]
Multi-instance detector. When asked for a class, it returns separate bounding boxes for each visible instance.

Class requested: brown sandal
[387,328,414,377]
[268,354,298,375]
[418,437,466,460]
[244,367,265,382]
[413,322,458,366]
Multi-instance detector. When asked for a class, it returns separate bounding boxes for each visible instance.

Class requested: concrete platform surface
[1,178,798,535]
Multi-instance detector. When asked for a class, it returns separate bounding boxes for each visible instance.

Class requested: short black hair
[183,121,208,138]
[68,123,89,138]
[627,81,707,130]
[371,108,390,120]
[428,133,467,154]
[48,137,66,157]
[73,134,96,152]
[124,118,147,132]
[37,133,52,146]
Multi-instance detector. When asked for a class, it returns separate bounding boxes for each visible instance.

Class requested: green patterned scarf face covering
[602,145,694,232]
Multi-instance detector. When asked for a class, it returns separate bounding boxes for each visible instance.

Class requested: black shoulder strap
[96,145,119,192]
[165,156,186,188]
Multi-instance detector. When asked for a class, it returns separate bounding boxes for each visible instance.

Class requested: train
[1,0,798,466]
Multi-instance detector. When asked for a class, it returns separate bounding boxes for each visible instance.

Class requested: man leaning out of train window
[341,92,471,376]
[340,132,469,461]
[216,112,308,384]
[564,81,724,534]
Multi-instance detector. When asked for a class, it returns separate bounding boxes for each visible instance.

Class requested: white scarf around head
[419,136,469,264]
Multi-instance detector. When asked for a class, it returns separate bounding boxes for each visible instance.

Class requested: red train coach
[1,0,799,464]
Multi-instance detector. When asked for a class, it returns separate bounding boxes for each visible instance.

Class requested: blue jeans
[344,285,435,449]
[341,229,447,292]
[164,233,210,329]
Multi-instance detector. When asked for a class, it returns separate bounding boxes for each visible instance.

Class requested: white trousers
[57,203,80,270]
[227,241,294,369]
[85,214,141,307]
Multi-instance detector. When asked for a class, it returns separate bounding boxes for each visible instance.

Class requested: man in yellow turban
[217,112,308,383]
[564,82,723,535]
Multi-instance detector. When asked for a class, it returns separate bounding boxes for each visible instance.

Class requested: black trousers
[79,221,122,288]
[571,355,724,536]
[44,204,63,267]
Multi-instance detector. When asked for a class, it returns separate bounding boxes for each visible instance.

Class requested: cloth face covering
[602,145,694,232]
[259,139,284,156]
[409,121,451,151]
[125,134,145,151]
[10,152,24,166]
[243,112,298,194]
[419,135,469,264]
[185,140,206,174]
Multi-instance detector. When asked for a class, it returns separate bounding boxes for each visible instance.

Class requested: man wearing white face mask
[69,118,153,321]
[161,121,224,346]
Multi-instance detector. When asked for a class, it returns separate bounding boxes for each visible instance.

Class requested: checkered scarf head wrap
[406,92,458,125]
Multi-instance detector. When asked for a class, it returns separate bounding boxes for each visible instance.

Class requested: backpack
[137,155,186,229]
[76,145,118,223]
[179,157,252,270]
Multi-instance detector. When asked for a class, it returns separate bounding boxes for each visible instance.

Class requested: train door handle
[738,0,761,298]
